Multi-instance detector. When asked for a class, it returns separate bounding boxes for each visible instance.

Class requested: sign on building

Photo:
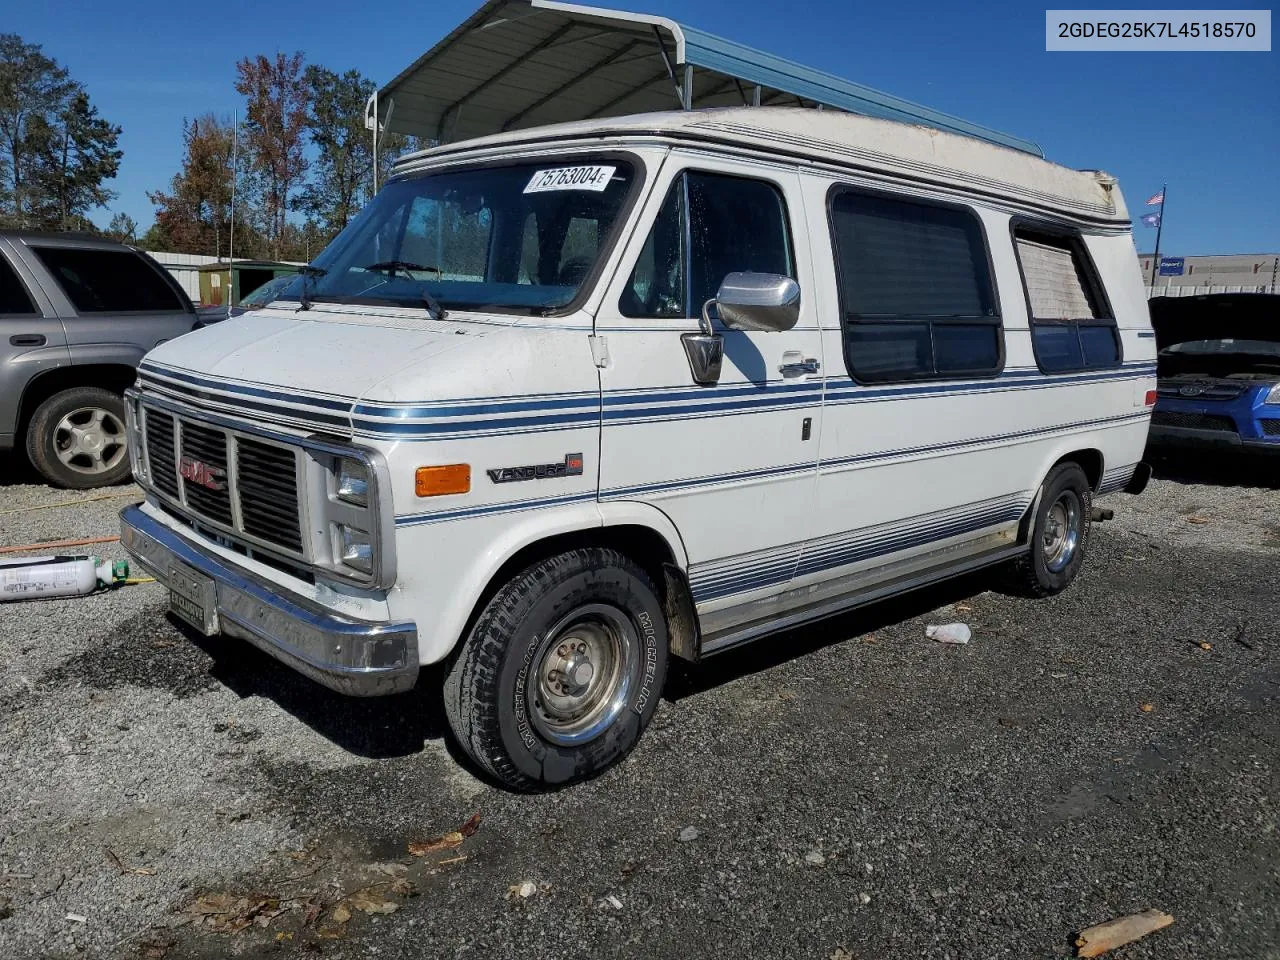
[1159,257,1185,276]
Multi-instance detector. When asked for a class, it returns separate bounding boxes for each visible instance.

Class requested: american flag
[1146,190,1165,206]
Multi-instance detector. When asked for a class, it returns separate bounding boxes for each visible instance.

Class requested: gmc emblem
[180,456,226,491]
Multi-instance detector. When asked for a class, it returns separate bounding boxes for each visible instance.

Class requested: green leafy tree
[28,90,122,229]
[107,211,137,243]
[300,65,422,242]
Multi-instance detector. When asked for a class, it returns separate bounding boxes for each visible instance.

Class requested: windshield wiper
[360,260,448,321]
[296,263,327,311]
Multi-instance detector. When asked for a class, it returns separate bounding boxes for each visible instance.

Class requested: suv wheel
[26,387,132,489]
[444,547,668,791]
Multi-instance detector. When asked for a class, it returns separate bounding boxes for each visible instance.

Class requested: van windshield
[288,158,636,314]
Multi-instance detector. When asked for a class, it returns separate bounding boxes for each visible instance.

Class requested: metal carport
[367,0,1041,168]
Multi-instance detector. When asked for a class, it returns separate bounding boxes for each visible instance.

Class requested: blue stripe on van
[139,360,1157,441]
[688,494,1029,602]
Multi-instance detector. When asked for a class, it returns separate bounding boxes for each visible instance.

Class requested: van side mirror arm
[681,297,724,385]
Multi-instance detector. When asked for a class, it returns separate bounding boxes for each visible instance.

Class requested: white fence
[1146,283,1275,298]
[144,250,220,302]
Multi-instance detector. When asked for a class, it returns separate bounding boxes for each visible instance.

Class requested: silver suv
[1,231,198,488]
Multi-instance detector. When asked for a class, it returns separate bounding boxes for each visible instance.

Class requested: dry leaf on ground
[408,813,481,856]
[1075,909,1174,956]
[347,887,399,915]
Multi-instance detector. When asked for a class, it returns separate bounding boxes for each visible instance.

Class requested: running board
[698,543,1027,657]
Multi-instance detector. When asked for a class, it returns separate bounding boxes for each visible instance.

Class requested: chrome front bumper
[119,504,419,696]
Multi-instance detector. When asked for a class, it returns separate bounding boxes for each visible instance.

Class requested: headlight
[1266,383,1280,405]
[338,524,373,573]
[336,458,369,506]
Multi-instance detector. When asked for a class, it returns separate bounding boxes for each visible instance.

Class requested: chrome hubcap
[1042,492,1082,572]
[53,407,127,475]
[530,604,637,746]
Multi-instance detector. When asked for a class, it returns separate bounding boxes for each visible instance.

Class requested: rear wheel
[1002,462,1092,597]
[443,548,668,791]
[25,387,131,489]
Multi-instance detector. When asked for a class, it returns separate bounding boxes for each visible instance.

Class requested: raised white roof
[394,107,1129,226]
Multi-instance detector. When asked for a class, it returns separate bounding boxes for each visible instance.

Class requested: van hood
[138,305,594,437]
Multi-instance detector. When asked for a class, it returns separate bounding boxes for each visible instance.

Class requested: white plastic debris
[926,622,972,645]
[678,826,699,842]
[804,851,826,866]
[604,894,623,910]
[515,881,537,898]
[65,912,87,923]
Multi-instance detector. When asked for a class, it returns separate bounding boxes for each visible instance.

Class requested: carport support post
[682,64,693,110]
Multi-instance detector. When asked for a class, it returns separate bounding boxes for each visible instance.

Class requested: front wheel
[443,548,668,791]
[1001,462,1092,597]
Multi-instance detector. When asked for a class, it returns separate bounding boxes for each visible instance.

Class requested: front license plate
[167,561,218,635]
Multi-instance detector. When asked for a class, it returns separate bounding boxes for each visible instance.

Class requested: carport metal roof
[368,0,1042,158]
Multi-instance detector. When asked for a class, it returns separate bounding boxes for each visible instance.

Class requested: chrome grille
[180,421,233,525]
[142,406,303,558]
[237,438,303,552]
[144,410,179,498]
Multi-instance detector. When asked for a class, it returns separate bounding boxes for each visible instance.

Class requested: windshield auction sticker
[524,166,617,193]
[1047,10,1271,50]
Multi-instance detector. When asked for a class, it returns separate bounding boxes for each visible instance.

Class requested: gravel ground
[1,452,1277,960]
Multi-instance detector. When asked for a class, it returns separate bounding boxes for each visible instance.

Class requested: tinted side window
[621,180,685,318]
[686,172,792,313]
[621,171,793,319]
[0,256,37,315]
[830,189,1001,382]
[1013,228,1120,373]
[32,247,187,313]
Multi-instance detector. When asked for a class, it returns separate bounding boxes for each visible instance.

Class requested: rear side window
[1013,227,1120,372]
[31,247,187,313]
[829,189,1001,382]
[0,257,37,315]
[621,171,793,318]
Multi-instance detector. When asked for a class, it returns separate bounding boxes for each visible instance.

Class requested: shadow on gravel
[1149,448,1280,489]
[666,568,993,701]
[0,450,38,486]
[171,617,452,760]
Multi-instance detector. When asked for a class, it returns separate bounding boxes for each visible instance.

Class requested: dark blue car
[1148,294,1280,456]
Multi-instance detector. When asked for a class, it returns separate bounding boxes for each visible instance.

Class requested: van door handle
[779,352,820,377]
[9,334,46,347]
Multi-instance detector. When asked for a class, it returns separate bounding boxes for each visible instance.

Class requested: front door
[595,156,824,639]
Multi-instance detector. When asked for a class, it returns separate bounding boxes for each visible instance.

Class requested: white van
[119,108,1155,789]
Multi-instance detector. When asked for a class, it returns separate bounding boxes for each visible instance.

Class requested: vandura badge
[487,453,584,484]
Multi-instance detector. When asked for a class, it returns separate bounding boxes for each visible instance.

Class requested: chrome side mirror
[715,272,801,332]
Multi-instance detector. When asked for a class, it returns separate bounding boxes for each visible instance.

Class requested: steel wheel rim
[528,603,638,746]
[1043,491,1082,573]
[53,406,127,476]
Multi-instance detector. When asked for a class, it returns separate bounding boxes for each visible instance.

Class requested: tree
[146,114,244,257]
[27,90,121,230]
[235,52,308,259]
[107,211,136,243]
[0,34,72,225]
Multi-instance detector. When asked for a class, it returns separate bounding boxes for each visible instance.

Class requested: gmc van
[119,108,1154,789]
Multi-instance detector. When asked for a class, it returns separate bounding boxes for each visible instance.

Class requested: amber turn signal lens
[1144,390,1157,406]
[415,464,470,497]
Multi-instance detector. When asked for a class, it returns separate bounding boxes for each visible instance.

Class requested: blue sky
[7,0,1277,254]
